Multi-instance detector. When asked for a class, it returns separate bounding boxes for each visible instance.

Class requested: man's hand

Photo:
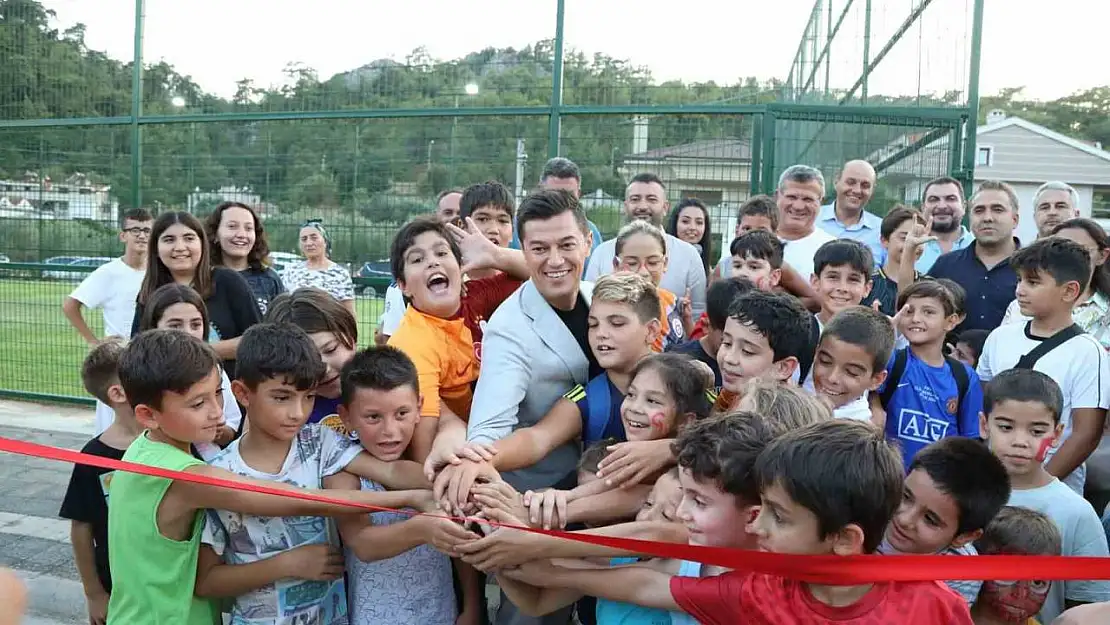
[596,439,675,488]
[85,588,109,625]
[277,544,344,581]
[433,460,500,513]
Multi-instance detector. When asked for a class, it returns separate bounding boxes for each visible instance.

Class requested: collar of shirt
[925,226,975,251]
[957,237,1021,270]
[818,202,883,232]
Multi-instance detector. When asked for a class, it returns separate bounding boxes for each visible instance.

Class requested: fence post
[759,111,778,195]
[547,0,566,159]
[129,0,145,209]
[960,0,986,194]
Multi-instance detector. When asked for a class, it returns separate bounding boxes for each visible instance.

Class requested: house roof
[979,116,1110,164]
[627,138,751,161]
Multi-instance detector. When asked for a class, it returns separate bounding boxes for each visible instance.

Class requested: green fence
[0,0,984,404]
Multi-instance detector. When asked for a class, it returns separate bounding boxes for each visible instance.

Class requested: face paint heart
[650,412,667,430]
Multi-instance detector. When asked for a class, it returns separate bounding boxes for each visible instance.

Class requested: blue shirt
[928,240,1018,332]
[565,373,627,446]
[817,202,885,265]
[879,348,984,470]
[666,338,722,387]
[308,395,342,425]
[915,227,975,274]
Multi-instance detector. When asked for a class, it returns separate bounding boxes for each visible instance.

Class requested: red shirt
[461,273,523,358]
[670,571,972,625]
[689,312,709,340]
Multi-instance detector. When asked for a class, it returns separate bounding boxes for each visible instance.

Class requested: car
[0,254,9,263]
[355,261,392,298]
[43,256,113,281]
[268,251,301,274]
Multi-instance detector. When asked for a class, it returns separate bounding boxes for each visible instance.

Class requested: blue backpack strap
[584,373,614,446]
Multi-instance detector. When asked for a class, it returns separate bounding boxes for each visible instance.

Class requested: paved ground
[0,400,94,624]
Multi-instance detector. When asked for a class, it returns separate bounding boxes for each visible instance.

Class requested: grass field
[0,279,384,402]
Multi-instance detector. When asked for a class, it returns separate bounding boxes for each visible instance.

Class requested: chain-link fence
[0,0,984,404]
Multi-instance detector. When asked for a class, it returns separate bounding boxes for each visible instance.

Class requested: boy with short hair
[978,237,1110,494]
[971,505,1062,625]
[499,419,973,624]
[810,238,875,327]
[714,290,812,412]
[327,346,481,625]
[979,369,1110,622]
[106,329,432,625]
[727,230,783,291]
[60,338,142,625]
[863,205,923,316]
[879,437,1011,604]
[809,306,894,421]
[666,277,755,388]
[876,280,984,469]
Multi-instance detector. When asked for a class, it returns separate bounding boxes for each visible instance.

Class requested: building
[0,172,118,221]
[875,111,1110,243]
[186,186,267,215]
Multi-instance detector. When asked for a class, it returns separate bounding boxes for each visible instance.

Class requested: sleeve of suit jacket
[466,318,533,445]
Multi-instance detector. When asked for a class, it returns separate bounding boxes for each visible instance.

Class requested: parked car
[354,261,392,297]
[43,256,112,281]
[268,251,301,274]
[0,254,9,263]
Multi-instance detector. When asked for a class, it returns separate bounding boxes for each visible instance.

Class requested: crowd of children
[55,178,1110,625]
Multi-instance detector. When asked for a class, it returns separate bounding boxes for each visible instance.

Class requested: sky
[40,0,1110,102]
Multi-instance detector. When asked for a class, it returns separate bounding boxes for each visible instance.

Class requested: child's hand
[447,217,501,275]
[596,439,674,489]
[470,481,530,523]
[411,489,442,514]
[456,507,536,572]
[418,515,481,557]
[523,488,569,530]
[280,544,344,581]
[904,214,937,252]
[213,425,236,447]
[85,588,109,625]
[433,460,500,514]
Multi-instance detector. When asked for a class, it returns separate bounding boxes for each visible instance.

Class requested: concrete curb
[16,571,85,624]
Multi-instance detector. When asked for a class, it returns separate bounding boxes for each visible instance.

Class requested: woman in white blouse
[281,219,356,315]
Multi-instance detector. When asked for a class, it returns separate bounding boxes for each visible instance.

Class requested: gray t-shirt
[584,230,707,317]
[1009,478,1110,623]
[346,478,456,625]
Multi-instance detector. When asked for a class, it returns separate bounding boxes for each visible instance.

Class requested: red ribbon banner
[3,434,1110,584]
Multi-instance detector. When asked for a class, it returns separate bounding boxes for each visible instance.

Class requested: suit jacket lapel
[521,281,588,380]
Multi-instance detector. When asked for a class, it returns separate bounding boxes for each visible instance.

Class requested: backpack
[878,347,970,417]
[583,373,616,446]
[1013,323,1083,370]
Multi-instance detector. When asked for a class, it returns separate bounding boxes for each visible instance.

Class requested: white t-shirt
[379,283,406,336]
[202,424,361,625]
[977,321,1110,493]
[1008,478,1110,623]
[780,228,835,283]
[68,257,145,338]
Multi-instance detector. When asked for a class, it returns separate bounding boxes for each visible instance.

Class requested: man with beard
[926,180,1021,332]
[584,173,707,316]
[915,176,975,273]
[1032,181,1080,239]
[817,159,884,263]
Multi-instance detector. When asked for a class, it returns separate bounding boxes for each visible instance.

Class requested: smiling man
[585,173,707,316]
[775,165,837,282]
[916,176,975,273]
[817,159,884,263]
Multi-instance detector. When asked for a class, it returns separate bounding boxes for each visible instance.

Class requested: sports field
[0,279,385,402]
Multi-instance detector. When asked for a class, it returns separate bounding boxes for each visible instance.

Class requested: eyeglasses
[123,227,152,236]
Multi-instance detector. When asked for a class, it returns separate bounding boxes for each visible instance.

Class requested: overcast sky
[42,0,1110,101]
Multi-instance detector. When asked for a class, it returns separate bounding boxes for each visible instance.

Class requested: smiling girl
[204,202,285,315]
[130,211,261,376]
[667,198,713,279]
[613,221,693,351]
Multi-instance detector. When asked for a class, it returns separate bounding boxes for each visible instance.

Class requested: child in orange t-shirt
[612,220,693,351]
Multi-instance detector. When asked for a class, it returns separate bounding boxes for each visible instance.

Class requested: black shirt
[667,338,722,387]
[58,437,127,593]
[553,293,603,379]
[862,268,922,317]
[239,267,285,316]
[928,240,1019,332]
[131,266,263,376]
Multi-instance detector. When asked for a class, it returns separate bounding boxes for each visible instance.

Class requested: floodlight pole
[130,0,145,209]
[961,0,986,195]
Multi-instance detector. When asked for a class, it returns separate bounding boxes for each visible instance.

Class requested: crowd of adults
[57,153,1110,625]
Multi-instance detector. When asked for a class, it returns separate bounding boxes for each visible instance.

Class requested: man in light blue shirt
[915,176,975,273]
[816,159,885,264]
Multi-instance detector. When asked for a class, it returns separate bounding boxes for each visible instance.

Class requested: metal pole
[861,0,872,104]
[961,0,986,195]
[547,0,566,158]
[130,0,145,209]
[450,95,458,187]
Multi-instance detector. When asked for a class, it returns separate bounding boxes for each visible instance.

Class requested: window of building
[976,146,993,167]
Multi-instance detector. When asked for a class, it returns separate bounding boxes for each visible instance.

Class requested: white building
[0,173,118,221]
[186,186,265,214]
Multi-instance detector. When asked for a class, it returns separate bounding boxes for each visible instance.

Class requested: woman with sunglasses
[281,220,356,315]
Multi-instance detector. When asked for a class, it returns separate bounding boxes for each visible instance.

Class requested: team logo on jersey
[320,413,356,439]
[945,397,958,415]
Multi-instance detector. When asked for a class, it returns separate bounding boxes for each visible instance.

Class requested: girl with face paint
[970,506,1062,625]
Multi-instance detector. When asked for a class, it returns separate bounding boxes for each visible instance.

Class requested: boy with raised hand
[106,329,433,625]
[978,237,1109,494]
[60,338,142,625]
[879,437,1011,604]
[863,206,924,316]
[874,280,984,468]
[327,346,481,625]
[980,369,1110,622]
[809,306,894,422]
[971,505,1062,625]
[498,419,972,624]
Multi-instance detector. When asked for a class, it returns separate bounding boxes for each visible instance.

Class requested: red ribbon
[4,434,1110,583]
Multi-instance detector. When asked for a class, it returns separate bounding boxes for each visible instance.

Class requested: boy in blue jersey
[872,280,983,469]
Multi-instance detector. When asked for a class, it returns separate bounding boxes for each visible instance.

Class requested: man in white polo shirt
[61,208,151,433]
[584,173,707,316]
[775,164,836,281]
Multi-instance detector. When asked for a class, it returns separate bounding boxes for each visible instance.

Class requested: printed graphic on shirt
[98,472,115,501]
[895,408,955,445]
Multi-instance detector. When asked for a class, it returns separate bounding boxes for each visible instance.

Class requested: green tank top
[106,434,219,625]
